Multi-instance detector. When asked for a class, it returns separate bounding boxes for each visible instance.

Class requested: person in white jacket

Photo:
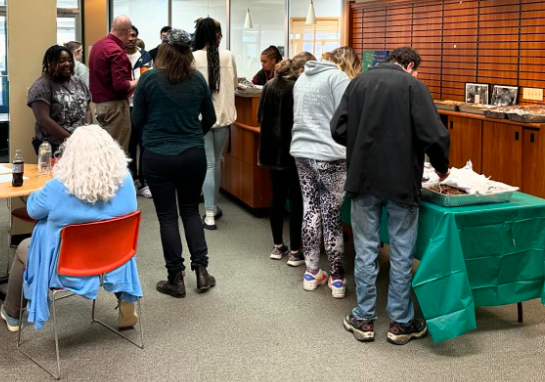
[194,18,237,230]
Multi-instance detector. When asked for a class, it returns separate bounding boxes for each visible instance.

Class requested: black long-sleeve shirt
[331,63,450,207]
[132,69,216,155]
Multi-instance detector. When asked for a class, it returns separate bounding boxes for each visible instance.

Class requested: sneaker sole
[387,326,428,345]
[330,287,346,299]
[270,253,285,260]
[287,259,305,267]
[203,224,217,231]
[303,275,328,291]
[1,309,21,332]
[343,318,374,342]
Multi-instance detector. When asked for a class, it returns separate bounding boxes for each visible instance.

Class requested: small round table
[0,164,52,299]
[0,164,52,199]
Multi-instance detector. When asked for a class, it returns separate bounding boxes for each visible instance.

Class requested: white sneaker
[303,270,328,291]
[328,277,346,298]
[138,185,152,198]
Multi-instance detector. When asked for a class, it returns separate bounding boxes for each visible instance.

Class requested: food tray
[421,187,516,207]
[483,109,507,119]
[434,101,460,111]
[458,103,493,115]
[507,113,545,123]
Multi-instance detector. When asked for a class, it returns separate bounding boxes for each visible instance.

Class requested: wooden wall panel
[351,0,545,105]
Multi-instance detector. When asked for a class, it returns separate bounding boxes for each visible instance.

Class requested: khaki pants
[95,99,131,154]
[4,238,30,318]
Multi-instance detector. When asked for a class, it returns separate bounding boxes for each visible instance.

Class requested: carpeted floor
[0,194,544,382]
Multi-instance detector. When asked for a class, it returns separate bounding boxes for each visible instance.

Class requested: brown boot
[195,265,216,293]
[156,272,186,298]
[118,301,138,329]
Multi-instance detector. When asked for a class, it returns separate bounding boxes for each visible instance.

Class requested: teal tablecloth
[343,193,545,342]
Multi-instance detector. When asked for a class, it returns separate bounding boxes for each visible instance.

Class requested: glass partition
[231,0,285,80]
[289,0,342,58]
[111,0,169,51]
[172,0,227,50]
[57,17,77,45]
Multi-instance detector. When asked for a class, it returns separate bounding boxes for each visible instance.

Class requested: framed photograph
[465,83,490,105]
[491,85,519,106]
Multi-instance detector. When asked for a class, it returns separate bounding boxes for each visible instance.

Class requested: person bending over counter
[252,46,283,86]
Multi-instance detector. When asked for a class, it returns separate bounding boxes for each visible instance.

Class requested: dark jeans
[143,147,209,280]
[269,166,303,251]
[129,108,145,186]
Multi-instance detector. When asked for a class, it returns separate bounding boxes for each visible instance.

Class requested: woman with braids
[194,17,237,230]
[132,29,217,298]
[252,46,283,86]
[27,45,92,155]
[257,52,316,266]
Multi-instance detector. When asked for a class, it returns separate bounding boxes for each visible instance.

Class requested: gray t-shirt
[28,75,91,146]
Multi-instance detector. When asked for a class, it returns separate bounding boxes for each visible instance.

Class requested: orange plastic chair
[16,211,143,380]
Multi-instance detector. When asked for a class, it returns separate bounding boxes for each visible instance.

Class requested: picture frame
[491,85,519,106]
[465,83,490,105]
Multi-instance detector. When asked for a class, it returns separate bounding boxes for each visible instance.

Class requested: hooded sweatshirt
[290,60,350,162]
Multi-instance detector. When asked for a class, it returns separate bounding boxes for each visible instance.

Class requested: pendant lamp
[305,0,317,25]
[244,8,253,29]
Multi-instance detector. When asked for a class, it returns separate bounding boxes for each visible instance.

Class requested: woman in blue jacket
[0,125,143,332]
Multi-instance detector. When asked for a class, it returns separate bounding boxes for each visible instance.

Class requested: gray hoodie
[290,60,350,162]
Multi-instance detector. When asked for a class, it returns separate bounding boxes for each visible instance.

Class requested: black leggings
[269,167,303,251]
[143,147,208,280]
[129,108,146,186]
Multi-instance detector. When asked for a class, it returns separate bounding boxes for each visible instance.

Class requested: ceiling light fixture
[306,0,317,25]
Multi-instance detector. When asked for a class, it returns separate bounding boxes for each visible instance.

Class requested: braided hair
[194,17,222,93]
[42,45,75,80]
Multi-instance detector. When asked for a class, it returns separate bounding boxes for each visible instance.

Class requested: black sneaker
[343,314,375,342]
[387,319,428,345]
[287,250,305,267]
[270,244,289,260]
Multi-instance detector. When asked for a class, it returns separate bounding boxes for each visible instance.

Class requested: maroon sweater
[89,34,132,103]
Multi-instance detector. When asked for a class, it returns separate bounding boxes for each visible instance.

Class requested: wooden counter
[437,109,545,198]
[220,94,272,216]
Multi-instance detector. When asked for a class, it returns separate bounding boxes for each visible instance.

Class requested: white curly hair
[53,125,130,204]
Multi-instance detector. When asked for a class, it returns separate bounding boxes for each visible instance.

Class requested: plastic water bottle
[38,139,52,177]
[12,150,24,187]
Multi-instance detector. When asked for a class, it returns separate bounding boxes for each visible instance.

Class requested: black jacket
[252,69,273,86]
[331,63,450,207]
[149,46,159,62]
[257,76,296,170]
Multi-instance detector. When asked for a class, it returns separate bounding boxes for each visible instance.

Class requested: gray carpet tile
[0,194,545,381]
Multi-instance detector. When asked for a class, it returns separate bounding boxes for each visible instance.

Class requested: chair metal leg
[6,199,12,276]
[17,290,62,380]
[16,278,24,345]
[517,302,523,323]
[91,296,144,350]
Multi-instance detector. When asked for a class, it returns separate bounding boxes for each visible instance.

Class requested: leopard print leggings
[295,158,347,278]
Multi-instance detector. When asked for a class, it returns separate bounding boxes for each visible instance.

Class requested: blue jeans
[351,194,419,324]
[203,126,230,211]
